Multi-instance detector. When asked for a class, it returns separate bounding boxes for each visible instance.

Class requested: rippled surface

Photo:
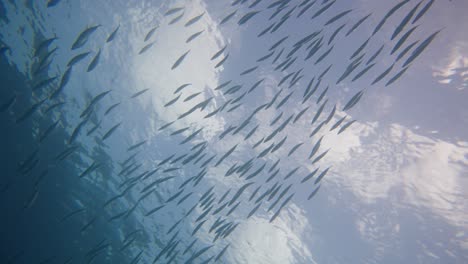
[0,0,467,263]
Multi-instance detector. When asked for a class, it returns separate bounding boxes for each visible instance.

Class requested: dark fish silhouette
[172,50,190,70]
[71,25,100,50]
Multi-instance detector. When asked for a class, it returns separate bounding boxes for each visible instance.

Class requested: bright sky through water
[0,0,467,263]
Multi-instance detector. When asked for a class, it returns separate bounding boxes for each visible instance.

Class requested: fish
[412,0,434,24]
[343,90,364,111]
[106,25,120,43]
[270,36,289,51]
[402,29,441,68]
[311,100,327,124]
[165,7,184,16]
[391,1,421,40]
[352,63,376,82]
[219,125,238,139]
[220,10,237,25]
[81,216,97,233]
[309,136,323,159]
[310,120,326,137]
[131,88,149,98]
[35,37,57,56]
[192,220,206,236]
[268,0,289,9]
[128,140,146,152]
[385,66,409,86]
[185,245,213,264]
[276,91,294,109]
[36,46,58,69]
[350,37,370,60]
[324,104,336,124]
[32,76,58,91]
[247,203,262,219]
[272,48,285,64]
[229,182,254,206]
[71,25,100,50]
[15,99,46,124]
[337,119,356,134]
[367,44,384,65]
[270,193,294,222]
[372,63,395,85]
[268,184,292,211]
[270,16,289,33]
[240,66,258,75]
[307,185,321,200]
[49,67,73,99]
[270,112,284,126]
[244,125,258,140]
[102,122,121,141]
[231,92,247,105]
[39,120,59,143]
[215,53,229,68]
[214,244,229,262]
[104,102,120,115]
[288,143,303,156]
[346,13,371,36]
[245,163,266,180]
[266,169,280,183]
[258,22,276,37]
[69,119,88,144]
[257,143,275,158]
[79,162,101,178]
[186,30,204,43]
[301,168,319,183]
[316,87,328,104]
[315,45,334,65]
[269,4,288,21]
[396,40,419,62]
[80,89,112,117]
[44,101,64,114]
[86,122,100,136]
[297,0,317,18]
[47,0,61,8]
[0,94,16,112]
[214,80,232,91]
[169,12,185,25]
[129,250,143,264]
[215,144,238,167]
[180,128,203,145]
[171,127,189,136]
[164,95,181,107]
[314,167,331,184]
[257,51,275,62]
[185,12,205,27]
[87,49,101,72]
[325,9,352,26]
[284,166,300,180]
[311,0,336,19]
[145,205,165,217]
[372,0,410,35]
[175,83,192,94]
[138,41,155,55]
[238,11,261,25]
[166,189,184,203]
[60,208,85,222]
[144,26,158,42]
[249,0,263,8]
[330,116,347,131]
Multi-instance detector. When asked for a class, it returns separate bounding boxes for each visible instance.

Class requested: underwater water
[0,0,467,263]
